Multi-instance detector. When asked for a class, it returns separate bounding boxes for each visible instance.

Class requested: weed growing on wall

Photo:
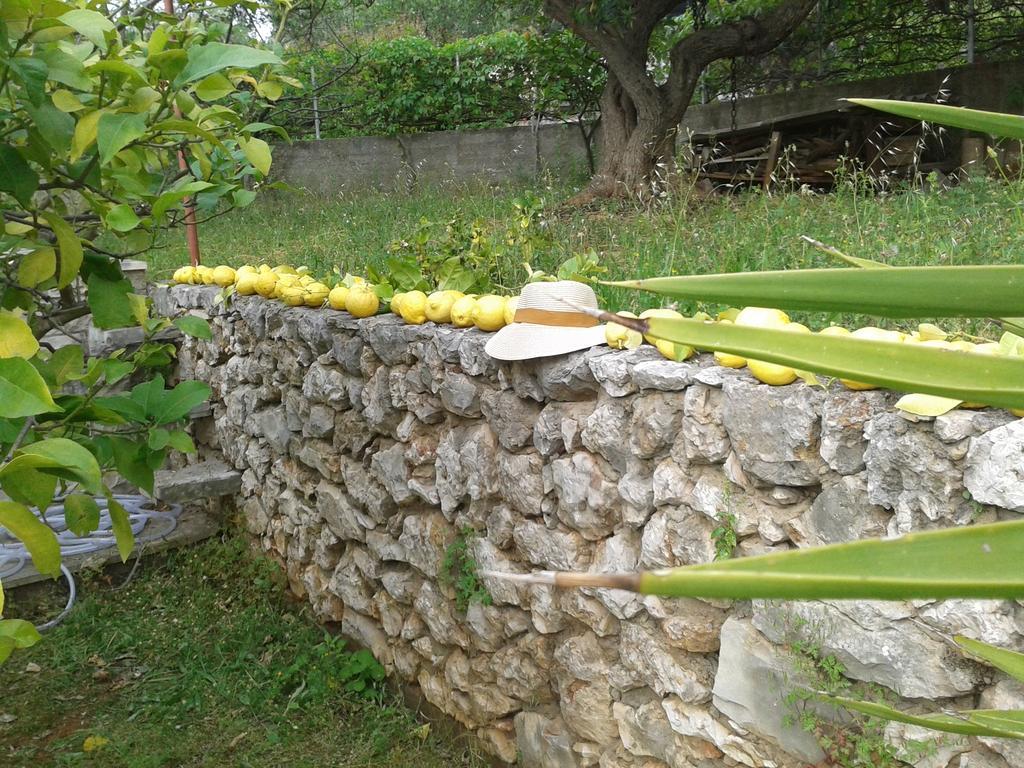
[440,528,492,613]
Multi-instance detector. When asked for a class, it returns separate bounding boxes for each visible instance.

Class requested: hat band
[514,307,599,328]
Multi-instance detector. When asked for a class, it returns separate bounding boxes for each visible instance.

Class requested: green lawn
[0,536,486,768]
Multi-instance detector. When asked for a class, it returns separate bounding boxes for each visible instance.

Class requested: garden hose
[0,495,182,631]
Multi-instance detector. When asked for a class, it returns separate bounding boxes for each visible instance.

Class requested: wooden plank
[762,130,783,192]
[3,507,219,590]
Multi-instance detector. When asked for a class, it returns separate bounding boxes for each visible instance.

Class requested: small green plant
[711,513,738,561]
[440,527,492,613]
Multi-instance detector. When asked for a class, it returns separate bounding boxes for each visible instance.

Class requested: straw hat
[484,280,607,361]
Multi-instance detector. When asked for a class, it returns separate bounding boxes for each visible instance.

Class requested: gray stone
[916,599,1022,648]
[589,347,660,397]
[438,371,482,417]
[316,480,375,540]
[640,506,717,568]
[820,389,889,474]
[560,591,619,638]
[631,359,697,392]
[865,411,973,528]
[619,621,712,702]
[361,366,403,435]
[587,530,644,620]
[551,452,622,540]
[662,695,766,768]
[499,451,546,517]
[256,406,293,453]
[711,617,826,764]
[678,384,731,464]
[964,419,1024,513]
[414,581,471,648]
[617,460,655,526]
[722,378,825,486]
[379,566,423,604]
[435,424,499,515]
[515,712,578,768]
[753,599,984,699]
[935,409,1016,444]
[534,349,603,401]
[153,459,241,502]
[481,389,542,451]
[397,513,453,579]
[302,362,354,408]
[978,679,1024,768]
[513,521,590,571]
[630,392,684,459]
[790,473,890,546]
[458,329,498,377]
[581,397,633,472]
[534,401,595,456]
[652,458,689,507]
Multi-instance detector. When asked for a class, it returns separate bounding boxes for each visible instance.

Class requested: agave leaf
[606,266,1024,318]
[632,520,1024,600]
[822,696,1024,739]
[1002,318,1024,335]
[641,316,1024,410]
[955,636,1024,683]
[847,98,1024,139]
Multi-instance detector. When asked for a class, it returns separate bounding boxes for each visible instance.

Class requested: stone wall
[154,284,1024,768]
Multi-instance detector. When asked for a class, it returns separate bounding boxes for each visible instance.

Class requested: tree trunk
[570,72,687,204]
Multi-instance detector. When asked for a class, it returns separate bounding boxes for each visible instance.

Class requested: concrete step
[153,460,242,504]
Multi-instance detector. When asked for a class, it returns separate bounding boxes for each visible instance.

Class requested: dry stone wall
[155,284,1024,768]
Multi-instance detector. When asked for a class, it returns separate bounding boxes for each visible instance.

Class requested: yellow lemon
[638,308,683,344]
[654,337,694,362]
[273,273,300,298]
[735,306,790,329]
[504,296,519,326]
[196,265,214,285]
[279,285,307,307]
[450,295,478,328]
[328,285,349,311]
[212,265,236,287]
[172,266,190,284]
[258,264,272,274]
[473,295,507,332]
[305,282,330,308]
[818,326,851,337]
[255,271,279,298]
[236,265,258,277]
[235,274,258,295]
[746,322,809,386]
[425,290,462,324]
[298,274,315,287]
[400,290,429,325]
[712,319,746,368]
[390,292,406,315]
[606,311,643,350]
[272,264,298,275]
[346,284,380,318]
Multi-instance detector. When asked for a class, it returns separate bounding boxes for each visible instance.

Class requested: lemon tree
[0,0,290,663]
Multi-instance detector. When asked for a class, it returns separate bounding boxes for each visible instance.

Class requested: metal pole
[311,66,321,140]
[163,0,201,267]
[966,0,976,65]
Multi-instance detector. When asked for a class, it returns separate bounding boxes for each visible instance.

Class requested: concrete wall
[156,283,1024,768]
[271,60,1024,195]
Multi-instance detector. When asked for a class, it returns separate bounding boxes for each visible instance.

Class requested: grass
[0,536,487,768]
[146,170,1024,334]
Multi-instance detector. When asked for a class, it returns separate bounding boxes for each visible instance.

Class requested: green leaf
[147,427,170,450]
[848,98,1024,139]
[0,636,14,664]
[823,696,1024,739]
[151,181,215,222]
[165,430,195,453]
[0,460,57,512]
[172,315,211,340]
[70,108,104,161]
[895,393,962,417]
[58,9,114,51]
[641,316,1024,411]
[52,88,86,113]
[130,373,165,419]
[175,42,281,84]
[109,437,154,495]
[0,619,42,649]
[17,247,55,288]
[629,520,1024,600]
[63,493,100,536]
[0,358,61,418]
[41,212,83,287]
[92,395,146,423]
[8,57,48,106]
[104,204,141,232]
[105,494,134,562]
[0,312,39,359]
[151,119,226,150]
[240,136,271,176]
[194,72,235,100]
[153,380,211,425]
[37,48,91,91]
[25,101,74,153]
[87,274,135,329]
[46,344,83,385]
[16,437,103,494]
[0,501,60,578]
[97,111,148,165]
[0,144,39,207]
[955,636,1024,683]
[609,265,1024,318]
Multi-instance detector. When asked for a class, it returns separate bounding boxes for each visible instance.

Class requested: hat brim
[484,322,607,361]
